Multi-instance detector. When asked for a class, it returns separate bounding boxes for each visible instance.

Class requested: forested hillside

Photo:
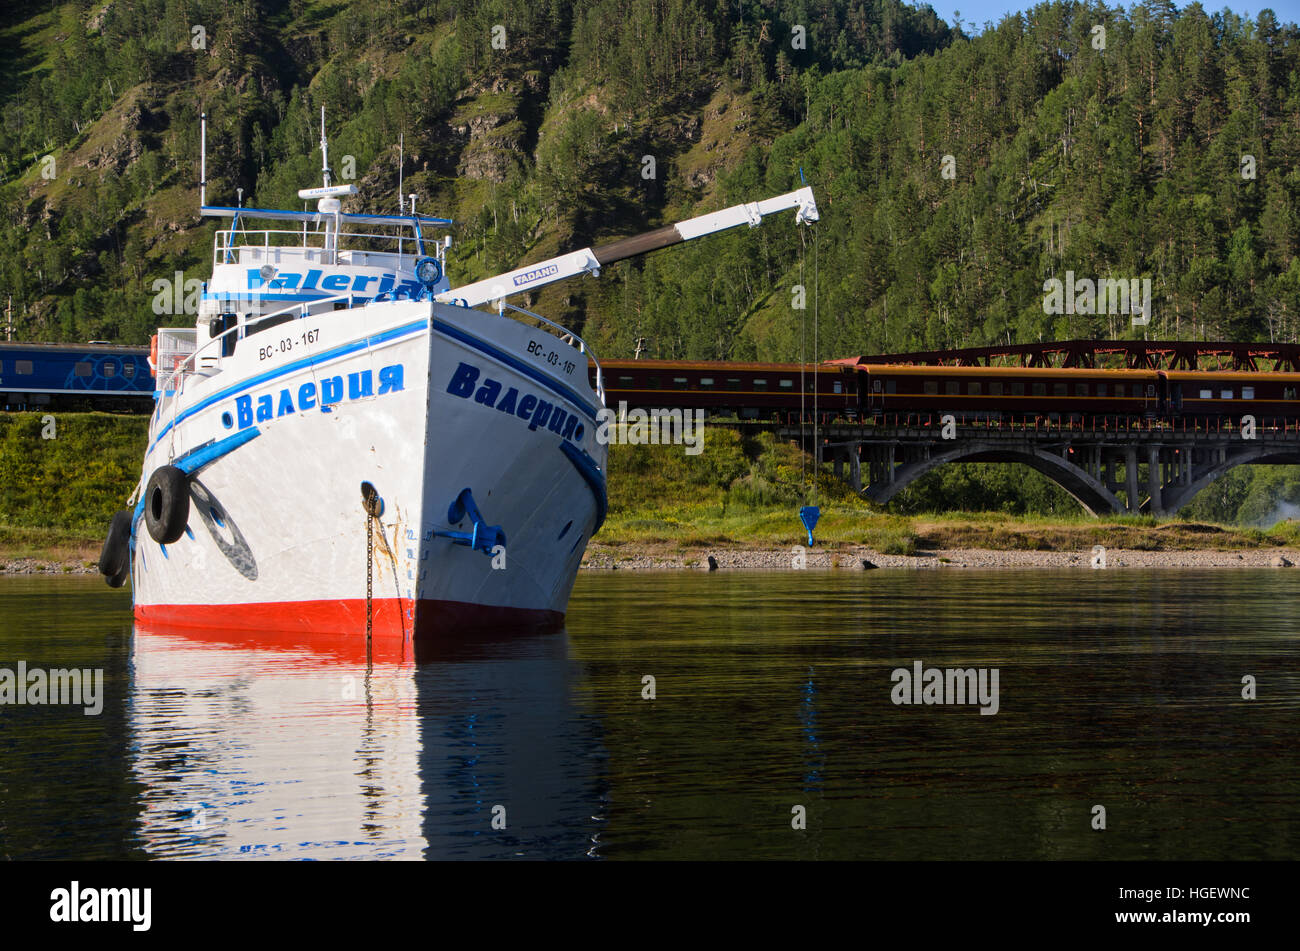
[3,0,1297,363]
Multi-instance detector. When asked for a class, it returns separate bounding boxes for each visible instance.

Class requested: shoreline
[7,546,1298,576]
[580,544,1300,570]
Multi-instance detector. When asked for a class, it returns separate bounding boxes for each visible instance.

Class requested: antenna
[319,106,331,188]
[199,111,207,207]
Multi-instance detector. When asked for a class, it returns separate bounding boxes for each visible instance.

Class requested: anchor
[435,487,506,556]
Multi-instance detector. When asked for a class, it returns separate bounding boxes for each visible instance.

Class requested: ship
[98,110,820,649]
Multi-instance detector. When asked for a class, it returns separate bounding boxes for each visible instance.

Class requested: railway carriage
[594,359,858,421]
[857,364,1161,420]
[0,342,153,412]
[1160,371,1300,419]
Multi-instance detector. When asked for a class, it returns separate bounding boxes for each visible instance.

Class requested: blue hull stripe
[147,319,427,454]
[147,312,601,455]
[431,317,600,420]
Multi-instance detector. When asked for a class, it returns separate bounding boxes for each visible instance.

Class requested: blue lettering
[256,395,273,422]
[447,362,478,398]
[516,394,538,420]
[529,400,553,432]
[277,388,295,417]
[298,382,317,410]
[321,274,350,291]
[321,376,343,404]
[474,379,502,406]
[561,414,577,440]
[548,410,567,435]
[352,275,378,292]
[348,371,374,400]
[496,387,518,415]
[236,395,253,428]
[574,423,585,441]
[378,365,404,395]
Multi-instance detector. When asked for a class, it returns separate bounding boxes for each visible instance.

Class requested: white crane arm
[438,186,819,308]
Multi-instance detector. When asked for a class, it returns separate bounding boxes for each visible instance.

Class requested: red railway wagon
[1162,371,1300,418]
[592,359,858,420]
[858,364,1162,418]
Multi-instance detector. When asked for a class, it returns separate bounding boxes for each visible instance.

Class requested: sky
[935,0,1300,34]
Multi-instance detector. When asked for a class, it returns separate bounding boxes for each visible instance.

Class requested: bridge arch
[1160,447,1300,514]
[864,443,1125,516]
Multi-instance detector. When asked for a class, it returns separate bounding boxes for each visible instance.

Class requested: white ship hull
[132,299,607,650]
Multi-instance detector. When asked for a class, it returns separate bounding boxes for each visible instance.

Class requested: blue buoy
[799,505,820,547]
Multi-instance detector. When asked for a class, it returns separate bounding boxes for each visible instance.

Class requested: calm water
[1,569,1297,860]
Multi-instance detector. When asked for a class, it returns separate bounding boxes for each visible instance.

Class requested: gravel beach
[579,545,1300,570]
[5,547,1299,575]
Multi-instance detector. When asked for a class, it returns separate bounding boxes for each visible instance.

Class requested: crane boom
[437,186,819,309]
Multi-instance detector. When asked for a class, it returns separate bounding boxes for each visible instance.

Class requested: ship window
[1242,387,1255,399]
[968,382,981,395]
[647,376,660,389]
[1075,383,1088,397]
[1053,383,1067,397]
[74,362,92,377]
[15,360,33,375]
[1011,382,1025,396]
[1096,383,1107,397]
[618,375,634,385]
[753,379,768,390]
[885,381,896,394]
[924,381,938,395]
[102,362,117,377]
[1115,383,1125,398]
[673,377,688,389]
[945,381,959,395]
[1221,388,1233,400]
[989,382,1003,396]
[700,377,714,386]
[1286,387,1297,400]
[726,378,741,389]
[779,379,794,389]
[124,364,135,377]
[1199,389,1213,399]
[835,380,844,394]
[1033,383,1046,397]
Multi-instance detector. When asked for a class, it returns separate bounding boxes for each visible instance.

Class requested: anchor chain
[361,483,382,643]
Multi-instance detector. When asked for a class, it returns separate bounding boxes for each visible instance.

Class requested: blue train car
[0,342,153,412]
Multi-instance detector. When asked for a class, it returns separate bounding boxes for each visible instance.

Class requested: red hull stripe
[134,598,564,663]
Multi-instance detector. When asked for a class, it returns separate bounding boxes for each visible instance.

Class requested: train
[3,339,1296,425]
[594,359,1300,425]
[0,342,154,412]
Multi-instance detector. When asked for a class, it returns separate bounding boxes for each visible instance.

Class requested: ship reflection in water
[129,624,606,859]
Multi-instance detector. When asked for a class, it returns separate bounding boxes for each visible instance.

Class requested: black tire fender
[99,509,132,578]
[144,465,190,545]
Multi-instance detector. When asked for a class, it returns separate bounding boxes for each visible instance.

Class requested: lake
[1,569,1297,860]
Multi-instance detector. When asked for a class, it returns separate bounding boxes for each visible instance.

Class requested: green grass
[3,414,1298,565]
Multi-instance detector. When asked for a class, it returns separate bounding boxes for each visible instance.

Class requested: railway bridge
[781,416,1300,516]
